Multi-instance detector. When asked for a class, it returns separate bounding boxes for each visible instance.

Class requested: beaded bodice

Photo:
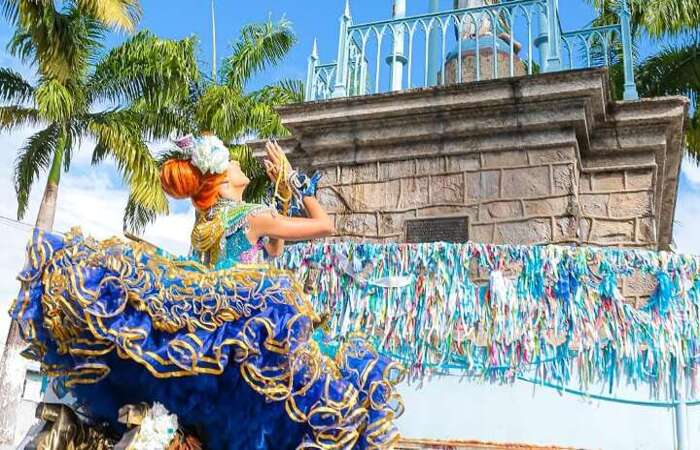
[190,200,274,269]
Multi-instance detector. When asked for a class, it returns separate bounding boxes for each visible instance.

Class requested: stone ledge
[248,68,687,250]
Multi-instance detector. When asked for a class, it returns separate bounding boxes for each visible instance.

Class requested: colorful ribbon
[278,241,700,399]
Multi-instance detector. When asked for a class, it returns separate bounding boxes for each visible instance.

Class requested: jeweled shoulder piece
[190,200,271,267]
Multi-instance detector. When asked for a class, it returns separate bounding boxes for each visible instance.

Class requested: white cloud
[672,158,700,254]
[681,158,700,189]
[0,129,191,250]
[672,189,700,254]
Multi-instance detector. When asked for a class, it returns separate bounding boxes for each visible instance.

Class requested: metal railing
[305,0,638,101]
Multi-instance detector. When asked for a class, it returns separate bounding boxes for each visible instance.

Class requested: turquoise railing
[305,0,638,101]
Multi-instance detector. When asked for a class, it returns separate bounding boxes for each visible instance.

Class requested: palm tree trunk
[0,143,65,445]
[36,141,65,230]
[0,323,26,445]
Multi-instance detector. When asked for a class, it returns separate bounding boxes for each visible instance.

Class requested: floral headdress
[174,134,229,175]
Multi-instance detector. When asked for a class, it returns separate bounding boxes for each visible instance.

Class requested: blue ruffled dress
[10,201,404,450]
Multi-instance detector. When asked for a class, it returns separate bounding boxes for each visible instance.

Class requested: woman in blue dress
[11,136,404,449]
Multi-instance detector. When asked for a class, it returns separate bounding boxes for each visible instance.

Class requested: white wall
[398,378,682,449]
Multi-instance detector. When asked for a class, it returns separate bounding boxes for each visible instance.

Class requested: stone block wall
[315,146,582,245]
[306,146,658,250]
[252,69,686,252]
[579,169,656,247]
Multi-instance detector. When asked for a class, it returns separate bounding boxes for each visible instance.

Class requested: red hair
[160,159,226,211]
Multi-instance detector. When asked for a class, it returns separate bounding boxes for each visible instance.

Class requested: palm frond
[250,79,304,106]
[0,67,34,103]
[1,0,20,24]
[88,32,199,108]
[686,109,700,163]
[195,84,245,141]
[155,147,189,166]
[196,84,291,141]
[632,42,699,164]
[634,42,699,100]
[127,99,195,141]
[61,121,82,172]
[74,0,142,32]
[7,5,105,81]
[34,77,77,122]
[586,0,645,35]
[2,0,141,31]
[0,106,41,131]
[85,109,169,231]
[240,98,288,139]
[13,123,60,219]
[585,0,699,38]
[123,193,158,233]
[642,0,700,38]
[222,18,296,91]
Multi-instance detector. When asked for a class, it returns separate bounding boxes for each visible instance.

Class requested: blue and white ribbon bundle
[279,241,700,398]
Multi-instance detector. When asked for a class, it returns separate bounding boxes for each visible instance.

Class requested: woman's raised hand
[263,140,290,183]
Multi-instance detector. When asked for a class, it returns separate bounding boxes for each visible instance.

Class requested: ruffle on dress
[11,229,404,450]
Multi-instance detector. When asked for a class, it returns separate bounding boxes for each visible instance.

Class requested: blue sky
[109,0,603,91]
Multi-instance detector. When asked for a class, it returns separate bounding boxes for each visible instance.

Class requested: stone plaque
[405,216,470,243]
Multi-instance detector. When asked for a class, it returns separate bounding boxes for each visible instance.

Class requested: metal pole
[427,0,441,86]
[673,365,689,450]
[388,0,407,91]
[534,3,549,71]
[211,0,217,82]
[619,0,639,100]
[545,0,561,71]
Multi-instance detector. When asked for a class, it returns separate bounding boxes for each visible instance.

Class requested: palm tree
[0,4,197,443]
[130,18,305,231]
[587,0,699,159]
[0,4,199,231]
[1,0,142,81]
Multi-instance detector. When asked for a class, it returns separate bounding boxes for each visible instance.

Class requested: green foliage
[634,42,699,99]
[188,18,301,213]
[230,144,269,203]
[635,42,700,159]
[688,109,700,161]
[634,0,700,38]
[222,18,296,91]
[0,0,199,232]
[5,2,107,82]
[0,105,40,129]
[0,67,33,102]
[73,0,142,31]
[119,19,303,232]
[250,79,305,109]
[13,124,61,218]
[2,0,141,32]
[587,0,700,159]
[89,31,199,107]
[34,78,78,122]
[1,4,303,233]
[585,0,700,37]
